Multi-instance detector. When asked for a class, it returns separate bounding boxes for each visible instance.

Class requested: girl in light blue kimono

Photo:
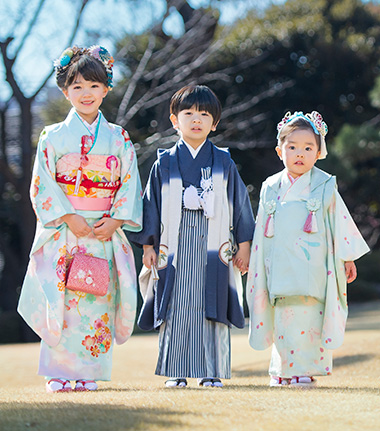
[18,46,142,392]
[247,111,370,387]
[129,85,255,388]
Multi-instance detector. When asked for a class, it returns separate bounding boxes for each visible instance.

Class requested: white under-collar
[182,139,206,159]
[79,113,100,135]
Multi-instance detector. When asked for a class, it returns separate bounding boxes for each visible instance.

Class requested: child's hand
[232,241,251,275]
[143,245,157,269]
[93,218,123,241]
[62,214,92,238]
[345,261,357,283]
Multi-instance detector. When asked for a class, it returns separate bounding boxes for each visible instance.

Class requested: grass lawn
[1,301,379,431]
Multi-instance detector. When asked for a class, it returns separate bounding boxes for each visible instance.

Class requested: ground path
[0,301,379,431]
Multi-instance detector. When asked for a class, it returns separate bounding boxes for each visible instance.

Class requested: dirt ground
[0,301,379,431]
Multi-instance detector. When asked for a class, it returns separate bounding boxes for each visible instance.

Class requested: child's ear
[275,145,283,160]
[102,86,109,98]
[62,89,70,100]
[211,121,219,132]
[170,113,179,130]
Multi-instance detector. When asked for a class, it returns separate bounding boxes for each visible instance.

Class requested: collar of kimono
[161,142,229,269]
[266,167,333,194]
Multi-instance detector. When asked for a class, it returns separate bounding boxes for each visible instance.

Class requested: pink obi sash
[67,195,112,211]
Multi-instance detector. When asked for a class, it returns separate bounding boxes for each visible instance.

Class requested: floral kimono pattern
[247,167,369,378]
[18,109,142,380]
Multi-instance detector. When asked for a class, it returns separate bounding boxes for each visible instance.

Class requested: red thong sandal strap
[48,378,67,385]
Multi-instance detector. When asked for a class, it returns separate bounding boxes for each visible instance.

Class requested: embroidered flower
[85,294,96,304]
[265,200,276,215]
[113,197,126,208]
[306,198,321,213]
[68,298,78,309]
[82,335,96,350]
[57,281,65,292]
[94,318,106,329]
[42,197,52,211]
[102,313,109,324]
[90,344,101,357]
[76,269,86,280]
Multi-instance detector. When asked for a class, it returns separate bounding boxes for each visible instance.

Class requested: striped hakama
[155,209,231,379]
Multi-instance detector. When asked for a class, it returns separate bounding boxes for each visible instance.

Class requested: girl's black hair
[278,118,321,151]
[56,47,108,90]
[170,85,222,125]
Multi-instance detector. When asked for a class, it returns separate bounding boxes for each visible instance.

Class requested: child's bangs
[66,56,107,87]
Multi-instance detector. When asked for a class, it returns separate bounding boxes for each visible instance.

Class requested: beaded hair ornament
[54,46,114,89]
[277,111,328,160]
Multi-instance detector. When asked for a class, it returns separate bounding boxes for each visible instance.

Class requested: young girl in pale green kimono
[247,111,369,387]
[18,46,142,392]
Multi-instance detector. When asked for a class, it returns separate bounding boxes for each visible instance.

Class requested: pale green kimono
[18,109,142,380]
[247,167,369,378]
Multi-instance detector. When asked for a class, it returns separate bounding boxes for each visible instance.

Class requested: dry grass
[1,302,380,431]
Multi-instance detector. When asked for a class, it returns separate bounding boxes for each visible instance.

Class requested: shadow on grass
[334,353,375,368]
[231,353,374,380]
[224,384,380,394]
[0,404,183,431]
[232,360,269,378]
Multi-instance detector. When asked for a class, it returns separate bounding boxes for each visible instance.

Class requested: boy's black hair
[170,85,222,125]
[56,47,108,90]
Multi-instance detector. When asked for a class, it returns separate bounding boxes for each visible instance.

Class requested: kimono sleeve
[110,130,143,232]
[321,182,370,349]
[328,188,370,262]
[128,160,162,248]
[246,183,274,350]
[227,160,255,245]
[31,128,75,228]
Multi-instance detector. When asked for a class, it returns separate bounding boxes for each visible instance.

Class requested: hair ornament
[277,110,328,160]
[89,45,114,89]
[54,45,114,89]
[55,48,74,68]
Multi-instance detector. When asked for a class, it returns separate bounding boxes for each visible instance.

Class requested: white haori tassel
[264,200,276,238]
[183,185,201,210]
[304,198,321,234]
[199,190,215,218]
[74,167,83,195]
[199,167,215,218]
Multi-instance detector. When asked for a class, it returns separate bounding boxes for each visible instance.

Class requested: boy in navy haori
[130,85,255,388]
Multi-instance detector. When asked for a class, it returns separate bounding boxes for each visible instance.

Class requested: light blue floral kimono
[247,167,369,378]
[18,109,142,380]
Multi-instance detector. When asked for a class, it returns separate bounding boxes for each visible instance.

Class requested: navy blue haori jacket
[129,139,255,331]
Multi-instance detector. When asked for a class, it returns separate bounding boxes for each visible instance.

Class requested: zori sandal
[269,376,290,387]
[46,378,72,393]
[290,376,316,388]
[197,378,223,388]
[74,380,98,391]
[165,378,187,388]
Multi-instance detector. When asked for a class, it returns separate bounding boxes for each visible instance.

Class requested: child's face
[170,106,217,148]
[63,73,108,124]
[275,129,321,178]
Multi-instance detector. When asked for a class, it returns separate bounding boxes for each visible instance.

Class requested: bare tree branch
[14,0,46,58]
[116,35,156,124]
[33,0,91,98]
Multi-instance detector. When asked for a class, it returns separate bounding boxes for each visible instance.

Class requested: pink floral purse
[66,241,109,296]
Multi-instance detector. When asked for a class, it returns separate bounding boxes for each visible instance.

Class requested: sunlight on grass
[1,302,379,431]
